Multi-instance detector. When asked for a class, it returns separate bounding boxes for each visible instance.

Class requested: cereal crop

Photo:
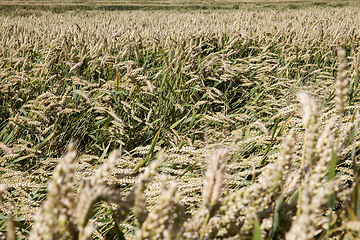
[1,6,360,239]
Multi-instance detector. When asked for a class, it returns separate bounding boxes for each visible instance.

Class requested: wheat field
[1,6,360,239]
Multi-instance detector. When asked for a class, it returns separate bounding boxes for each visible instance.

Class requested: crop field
[2,3,360,240]
[0,0,359,12]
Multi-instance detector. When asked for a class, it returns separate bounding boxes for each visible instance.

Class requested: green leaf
[177,159,199,179]
[3,126,19,144]
[94,117,107,126]
[12,155,32,163]
[252,218,263,240]
[112,212,126,240]
[133,128,161,172]
[289,189,299,204]
[327,192,336,211]
[170,115,187,129]
[178,139,186,150]
[188,110,197,130]
[328,151,337,181]
[260,117,279,165]
[13,220,29,233]
[353,176,360,220]
[115,73,120,88]
[33,129,56,151]
[96,142,111,167]
[252,91,264,104]
[276,116,292,137]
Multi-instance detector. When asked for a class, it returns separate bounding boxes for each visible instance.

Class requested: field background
[0,0,358,12]
[1,1,360,239]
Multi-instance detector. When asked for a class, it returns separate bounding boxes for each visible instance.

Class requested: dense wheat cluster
[1,7,360,239]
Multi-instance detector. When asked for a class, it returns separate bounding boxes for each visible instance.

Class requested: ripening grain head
[297,92,318,129]
[336,48,349,115]
[203,148,228,208]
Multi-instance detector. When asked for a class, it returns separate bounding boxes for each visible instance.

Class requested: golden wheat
[1,7,360,240]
